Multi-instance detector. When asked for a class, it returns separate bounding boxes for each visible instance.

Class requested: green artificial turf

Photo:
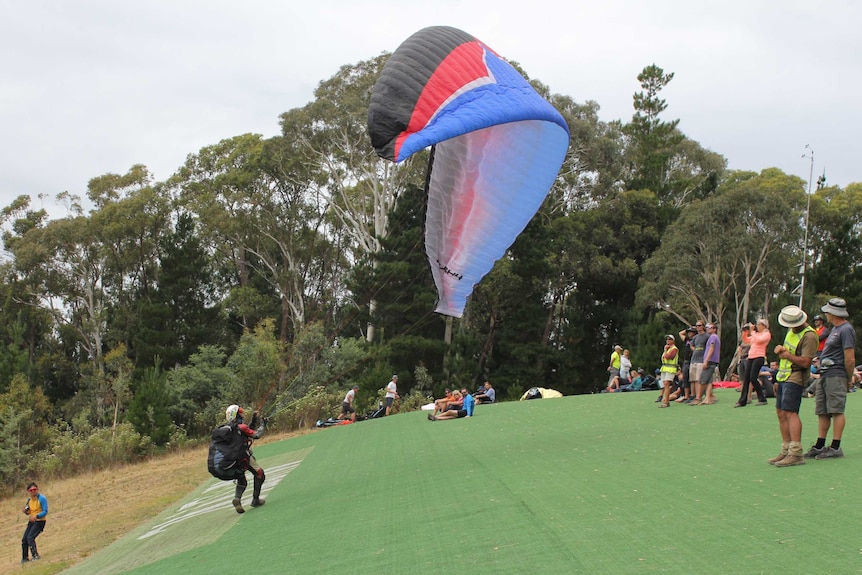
[62,389,861,574]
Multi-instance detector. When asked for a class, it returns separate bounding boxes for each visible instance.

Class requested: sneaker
[756,401,768,406]
[774,454,805,467]
[232,497,245,514]
[815,446,844,460]
[803,445,824,459]
[32,554,41,561]
[250,498,266,508]
[21,558,29,564]
[767,452,788,465]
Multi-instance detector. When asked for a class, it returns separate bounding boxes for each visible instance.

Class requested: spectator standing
[696,323,720,405]
[812,315,830,356]
[735,319,772,407]
[677,326,696,402]
[688,322,709,402]
[385,375,399,416]
[21,482,48,564]
[658,335,679,407]
[339,385,360,421]
[619,349,633,383]
[607,345,622,389]
[738,323,752,391]
[805,298,856,460]
[770,305,818,466]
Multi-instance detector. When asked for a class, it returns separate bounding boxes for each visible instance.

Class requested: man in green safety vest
[769,305,818,467]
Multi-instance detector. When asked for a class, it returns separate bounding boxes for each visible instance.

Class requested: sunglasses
[28,488,38,492]
[696,324,704,327]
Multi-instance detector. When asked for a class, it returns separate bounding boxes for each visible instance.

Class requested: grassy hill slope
[7,389,862,574]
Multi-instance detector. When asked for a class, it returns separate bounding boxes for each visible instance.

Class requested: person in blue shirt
[474,381,496,404]
[21,482,48,564]
[429,389,475,420]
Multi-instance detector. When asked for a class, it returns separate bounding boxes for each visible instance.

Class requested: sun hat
[778,305,808,328]
[665,334,674,340]
[821,297,849,318]
[614,344,622,350]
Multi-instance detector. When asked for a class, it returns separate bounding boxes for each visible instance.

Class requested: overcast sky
[3,0,860,217]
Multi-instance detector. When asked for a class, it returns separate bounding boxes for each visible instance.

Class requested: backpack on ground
[207,422,248,480]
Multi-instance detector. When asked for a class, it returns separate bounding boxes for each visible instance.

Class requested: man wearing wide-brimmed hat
[769,305,818,467]
[804,298,856,460]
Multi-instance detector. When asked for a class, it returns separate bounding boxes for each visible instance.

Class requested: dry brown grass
[0,430,307,574]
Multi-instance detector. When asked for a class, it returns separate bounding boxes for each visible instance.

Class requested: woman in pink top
[735,318,771,407]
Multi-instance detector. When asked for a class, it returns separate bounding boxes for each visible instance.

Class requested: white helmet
[225,404,241,422]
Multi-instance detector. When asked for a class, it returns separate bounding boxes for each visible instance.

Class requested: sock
[830,439,841,450]
[814,438,826,449]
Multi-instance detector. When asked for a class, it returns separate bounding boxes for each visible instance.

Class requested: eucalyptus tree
[279,55,427,342]
[637,168,805,342]
[807,182,862,313]
[177,133,339,342]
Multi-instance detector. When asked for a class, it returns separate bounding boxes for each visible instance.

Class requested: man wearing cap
[658,335,679,407]
[688,321,709,402]
[804,298,856,459]
[385,375,399,416]
[677,326,696,402]
[769,306,818,466]
[812,315,830,355]
[695,323,720,405]
[607,345,622,390]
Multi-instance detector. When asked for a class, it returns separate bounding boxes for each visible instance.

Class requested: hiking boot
[815,446,844,460]
[774,454,805,467]
[767,451,788,465]
[232,497,245,514]
[803,446,824,459]
[251,498,266,508]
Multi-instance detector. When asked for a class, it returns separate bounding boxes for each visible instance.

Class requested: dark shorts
[386,397,394,407]
[815,375,848,415]
[341,402,355,415]
[776,381,804,413]
[453,409,468,418]
[699,362,718,384]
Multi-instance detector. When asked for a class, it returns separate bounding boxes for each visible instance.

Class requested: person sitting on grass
[620,368,649,391]
[432,390,463,416]
[474,381,496,404]
[429,391,475,421]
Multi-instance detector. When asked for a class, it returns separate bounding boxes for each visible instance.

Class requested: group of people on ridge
[427,381,495,421]
[606,297,855,466]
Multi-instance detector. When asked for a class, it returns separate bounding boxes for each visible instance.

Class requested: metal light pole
[799,145,815,308]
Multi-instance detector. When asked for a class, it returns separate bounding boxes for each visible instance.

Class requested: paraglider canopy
[368,26,569,318]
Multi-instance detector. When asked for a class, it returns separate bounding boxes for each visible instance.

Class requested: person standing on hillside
[21,482,48,564]
[607,345,622,391]
[688,322,709,403]
[385,375,399,416]
[769,306,818,467]
[736,319,772,407]
[696,323,720,405]
[658,335,679,408]
[805,298,856,460]
[339,385,360,421]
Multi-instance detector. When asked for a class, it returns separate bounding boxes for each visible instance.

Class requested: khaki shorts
[815,375,848,415]
[689,362,703,384]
